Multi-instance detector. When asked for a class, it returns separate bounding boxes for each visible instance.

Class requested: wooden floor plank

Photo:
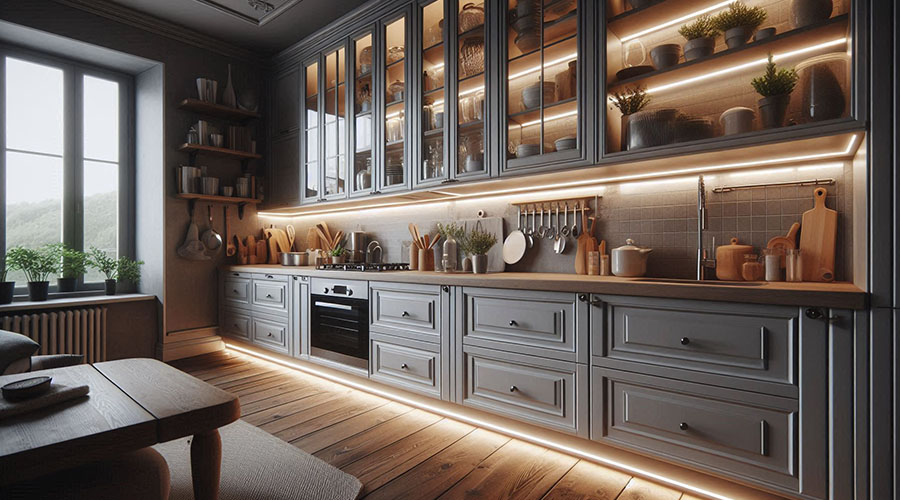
[239,384,327,415]
[260,391,386,436]
[272,394,391,442]
[217,371,298,392]
[291,401,414,454]
[204,364,279,385]
[542,460,632,500]
[365,428,510,500]
[314,409,443,468]
[242,389,349,427]
[615,477,682,500]
[437,439,578,500]
[228,376,317,404]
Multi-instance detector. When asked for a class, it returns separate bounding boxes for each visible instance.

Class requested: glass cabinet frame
[377,6,414,194]
[300,55,321,204]
[349,26,377,198]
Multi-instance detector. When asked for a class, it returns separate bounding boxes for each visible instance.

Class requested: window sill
[0,293,157,313]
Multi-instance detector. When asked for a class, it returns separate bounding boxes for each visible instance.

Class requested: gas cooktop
[316,262,410,272]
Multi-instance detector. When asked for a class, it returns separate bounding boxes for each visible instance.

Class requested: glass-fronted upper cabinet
[456,1,488,178]
[418,0,446,186]
[505,0,581,169]
[323,47,347,199]
[302,60,319,202]
[351,31,375,196]
[382,14,408,192]
[604,0,854,156]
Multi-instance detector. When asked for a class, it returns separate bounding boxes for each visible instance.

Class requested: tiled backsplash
[262,161,853,281]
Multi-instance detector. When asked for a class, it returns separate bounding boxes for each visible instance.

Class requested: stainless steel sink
[631,277,764,287]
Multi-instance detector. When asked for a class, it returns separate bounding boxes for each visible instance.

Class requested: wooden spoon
[286,225,296,251]
[332,230,344,250]
[408,223,421,249]
[315,227,332,251]
[428,234,441,249]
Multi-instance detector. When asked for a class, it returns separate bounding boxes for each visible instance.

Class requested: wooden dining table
[0,358,240,499]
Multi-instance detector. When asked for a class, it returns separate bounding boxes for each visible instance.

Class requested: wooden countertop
[223,265,867,310]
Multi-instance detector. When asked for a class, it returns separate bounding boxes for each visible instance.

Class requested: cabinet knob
[508,320,517,327]
[509,385,517,392]
[348,289,353,296]
[402,311,410,317]
[266,274,274,279]
[578,294,587,302]
[323,288,329,294]
[266,294,273,299]
[267,332,273,337]
[232,289,239,294]
[680,337,690,345]
[400,363,408,370]
[679,422,689,431]
[442,285,450,292]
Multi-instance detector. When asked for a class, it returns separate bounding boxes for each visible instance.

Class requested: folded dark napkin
[0,384,90,420]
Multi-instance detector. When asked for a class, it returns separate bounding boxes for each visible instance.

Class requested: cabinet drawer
[253,280,289,314]
[593,296,796,387]
[462,346,587,436]
[592,367,798,489]
[370,336,440,398]
[371,283,441,340]
[222,309,250,340]
[252,315,289,353]
[223,277,251,308]
[252,273,290,282]
[462,288,586,362]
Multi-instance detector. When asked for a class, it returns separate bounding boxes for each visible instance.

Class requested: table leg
[191,429,222,500]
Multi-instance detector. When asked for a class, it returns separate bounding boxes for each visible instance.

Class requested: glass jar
[442,234,458,272]
[741,254,764,281]
[786,248,803,282]
[793,52,850,123]
[459,36,485,79]
[458,3,485,33]
[762,248,783,282]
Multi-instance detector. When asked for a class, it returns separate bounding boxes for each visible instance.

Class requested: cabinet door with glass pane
[350,29,375,197]
[454,0,490,180]
[380,11,410,193]
[502,0,592,173]
[301,59,320,204]
[415,0,448,187]
[322,45,348,200]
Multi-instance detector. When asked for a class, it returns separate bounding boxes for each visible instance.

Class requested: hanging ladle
[570,202,579,237]
[201,204,222,252]
[560,203,571,238]
[524,207,535,248]
[553,204,567,254]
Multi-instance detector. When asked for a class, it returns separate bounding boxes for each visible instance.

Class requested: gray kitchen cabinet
[267,134,301,208]
[459,344,588,437]
[370,332,442,399]
[273,66,300,136]
[252,312,291,354]
[251,274,290,315]
[220,271,296,356]
[222,308,251,340]
[222,273,251,310]
[591,367,799,492]
[371,282,444,342]
[458,287,588,363]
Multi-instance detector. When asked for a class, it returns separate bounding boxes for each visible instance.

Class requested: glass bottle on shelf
[457,0,487,176]
[323,47,347,199]
[420,0,445,184]
[506,0,579,161]
[302,61,319,201]
[383,15,407,190]
[353,32,374,194]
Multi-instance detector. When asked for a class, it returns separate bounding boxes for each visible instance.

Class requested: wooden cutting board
[306,227,321,250]
[799,187,837,282]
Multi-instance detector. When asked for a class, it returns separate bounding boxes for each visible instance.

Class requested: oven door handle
[314,301,355,311]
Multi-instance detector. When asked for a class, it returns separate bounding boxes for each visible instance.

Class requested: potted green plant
[679,15,718,61]
[610,85,650,151]
[52,244,87,293]
[0,256,13,304]
[6,245,59,301]
[329,246,345,264]
[462,228,497,274]
[751,54,799,128]
[88,247,143,295]
[712,1,767,49]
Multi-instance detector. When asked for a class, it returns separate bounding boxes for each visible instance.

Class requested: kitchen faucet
[697,175,716,280]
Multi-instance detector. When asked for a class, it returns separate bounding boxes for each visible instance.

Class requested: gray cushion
[0,330,39,375]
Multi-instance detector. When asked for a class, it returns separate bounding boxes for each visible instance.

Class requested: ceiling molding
[190,0,302,27]
[52,0,263,62]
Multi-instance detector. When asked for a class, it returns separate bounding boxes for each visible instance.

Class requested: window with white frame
[2,50,132,291]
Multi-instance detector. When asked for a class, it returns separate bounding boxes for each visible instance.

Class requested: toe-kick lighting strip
[258,134,859,219]
[620,0,735,42]
[224,342,735,500]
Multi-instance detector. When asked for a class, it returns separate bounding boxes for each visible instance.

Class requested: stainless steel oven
[309,278,368,369]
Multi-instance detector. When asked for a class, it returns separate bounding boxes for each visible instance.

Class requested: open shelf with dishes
[455,0,488,178]
[604,0,855,156]
[419,0,447,185]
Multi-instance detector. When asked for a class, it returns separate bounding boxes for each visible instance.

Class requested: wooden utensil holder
[418,248,435,271]
[409,245,419,270]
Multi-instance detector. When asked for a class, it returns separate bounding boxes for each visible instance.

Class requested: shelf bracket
[237,202,246,220]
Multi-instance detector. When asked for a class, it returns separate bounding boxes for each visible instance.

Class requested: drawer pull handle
[233,323,238,327]
[401,311,410,317]
[509,385,517,392]
[400,363,408,370]
[680,337,690,345]
[267,332,273,337]
[266,274,274,279]
[679,422,689,431]
[266,294,273,299]
[508,320,518,327]
[232,289,239,294]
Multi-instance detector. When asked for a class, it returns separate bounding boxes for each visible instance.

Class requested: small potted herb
[52,244,87,292]
[751,54,798,129]
[610,85,650,151]
[679,15,718,61]
[462,228,497,274]
[329,246,345,264]
[6,245,59,301]
[712,1,767,49]
[0,256,13,305]
[88,247,143,295]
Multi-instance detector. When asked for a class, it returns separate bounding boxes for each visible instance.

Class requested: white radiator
[1,307,107,363]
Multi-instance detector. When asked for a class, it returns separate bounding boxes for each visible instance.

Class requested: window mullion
[0,56,7,258]
[67,67,83,287]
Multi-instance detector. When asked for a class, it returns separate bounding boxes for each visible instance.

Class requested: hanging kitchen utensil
[553,205,566,254]
[545,206,555,240]
[799,187,837,281]
[524,208,535,248]
[560,203,570,237]
[503,207,527,265]
[571,203,580,237]
[201,205,222,253]
[536,207,546,238]
[224,206,236,257]
[286,225,296,251]
[177,220,210,261]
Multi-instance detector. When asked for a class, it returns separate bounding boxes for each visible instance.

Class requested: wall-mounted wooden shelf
[178,143,262,161]
[176,193,261,204]
[178,98,260,122]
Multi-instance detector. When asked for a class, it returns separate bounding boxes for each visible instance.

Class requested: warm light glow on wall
[509,52,578,80]
[620,1,735,42]
[224,343,737,500]
[517,108,578,128]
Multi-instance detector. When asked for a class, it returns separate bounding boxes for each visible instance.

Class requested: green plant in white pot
[712,1,767,49]
[462,228,497,274]
[6,245,59,301]
[679,15,718,61]
[88,247,143,295]
[0,256,13,305]
[751,54,798,129]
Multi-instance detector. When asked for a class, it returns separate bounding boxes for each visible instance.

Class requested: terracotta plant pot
[472,254,488,274]
[724,26,754,49]
[0,282,14,304]
[105,279,117,296]
[758,94,791,128]
[683,37,716,62]
[57,277,76,293]
[28,281,50,302]
[791,0,832,29]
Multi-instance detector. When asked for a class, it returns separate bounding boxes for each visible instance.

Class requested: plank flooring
[171,349,701,499]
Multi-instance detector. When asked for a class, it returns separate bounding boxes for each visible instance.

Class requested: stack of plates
[522,81,557,109]
[554,136,577,151]
[516,143,540,158]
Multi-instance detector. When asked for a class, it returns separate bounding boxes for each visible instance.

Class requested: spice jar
[741,254,764,281]
[785,248,803,282]
[762,248,784,282]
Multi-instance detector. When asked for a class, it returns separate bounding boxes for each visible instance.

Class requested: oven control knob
[323,288,329,294]
[347,289,353,296]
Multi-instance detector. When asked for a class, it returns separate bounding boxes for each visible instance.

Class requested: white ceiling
[107,0,371,54]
